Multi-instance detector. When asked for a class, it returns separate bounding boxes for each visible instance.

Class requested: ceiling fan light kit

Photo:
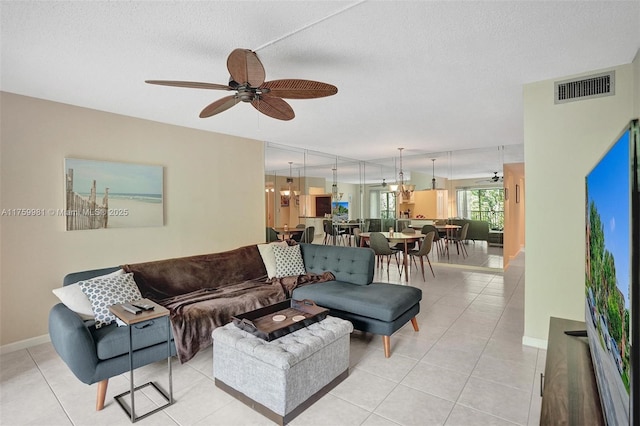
[146,48,337,121]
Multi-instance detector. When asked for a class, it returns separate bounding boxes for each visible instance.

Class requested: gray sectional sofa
[49,242,422,411]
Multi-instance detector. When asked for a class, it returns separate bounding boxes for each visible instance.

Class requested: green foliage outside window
[380,192,396,219]
[457,188,504,230]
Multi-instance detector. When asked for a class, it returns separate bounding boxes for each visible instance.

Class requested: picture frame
[516,184,521,204]
[64,158,163,231]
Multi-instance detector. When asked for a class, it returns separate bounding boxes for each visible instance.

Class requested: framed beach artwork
[64,158,163,231]
[332,201,349,222]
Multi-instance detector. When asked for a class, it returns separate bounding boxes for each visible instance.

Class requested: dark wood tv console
[540,317,604,425]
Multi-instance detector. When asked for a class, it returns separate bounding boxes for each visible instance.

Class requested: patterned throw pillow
[79,273,142,328]
[52,269,124,320]
[272,244,306,278]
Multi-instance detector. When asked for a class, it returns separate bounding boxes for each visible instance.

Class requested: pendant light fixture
[280,162,294,199]
[431,158,436,190]
[393,148,415,201]
[331,158,343,201]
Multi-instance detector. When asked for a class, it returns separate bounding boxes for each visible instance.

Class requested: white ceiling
[2,1,639,182]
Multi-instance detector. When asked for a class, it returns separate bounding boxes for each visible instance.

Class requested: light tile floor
[0,250,543,426]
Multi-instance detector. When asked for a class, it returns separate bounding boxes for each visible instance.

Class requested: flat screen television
[585,119,639,425]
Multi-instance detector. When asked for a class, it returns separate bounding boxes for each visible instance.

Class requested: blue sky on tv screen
[587,130,631,308]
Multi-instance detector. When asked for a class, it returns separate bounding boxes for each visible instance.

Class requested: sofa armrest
[49,303,99,384]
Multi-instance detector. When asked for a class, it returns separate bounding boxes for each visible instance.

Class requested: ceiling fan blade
[199,95,240,118]
[145,80,230,91]
[252,96,294,121]
[227,49,265,87]
[261,79,338,99]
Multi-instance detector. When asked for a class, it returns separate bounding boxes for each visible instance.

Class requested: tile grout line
[25,347,76,426]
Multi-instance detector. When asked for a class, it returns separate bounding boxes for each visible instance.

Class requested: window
[380,191,396,219]
[456,188,504,230]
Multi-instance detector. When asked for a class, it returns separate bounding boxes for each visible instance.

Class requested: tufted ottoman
[212,316,353,425]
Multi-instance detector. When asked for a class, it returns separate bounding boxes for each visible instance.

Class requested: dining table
[359,231,425,282]
[274,227,304,241]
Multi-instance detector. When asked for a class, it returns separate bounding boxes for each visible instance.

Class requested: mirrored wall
[265,142,523,226]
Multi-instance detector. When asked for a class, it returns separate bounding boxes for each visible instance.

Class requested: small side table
[109,299,173,422]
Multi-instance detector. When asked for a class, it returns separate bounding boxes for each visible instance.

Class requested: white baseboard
[522,335,548,350]
[0,334,50,355]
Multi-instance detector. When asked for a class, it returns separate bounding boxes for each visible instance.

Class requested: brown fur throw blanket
[270,271,336,298]
[157,271,336,363]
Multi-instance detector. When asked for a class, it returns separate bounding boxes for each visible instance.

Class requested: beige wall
[0,92,265,348]
[523,61,637,347]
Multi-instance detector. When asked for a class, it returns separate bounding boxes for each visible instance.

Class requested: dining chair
[291,224,307,242]
[266,227,279,243]
[369,232,402,279]
[421,224,444,256]
[393,226,416,251]
[300,226,315,244]
[451,223,469,258]
[323,220,346,245]
[408,231,436,281]
[364,218,381,233]
[353,227,363,247]
[396,219,411,231]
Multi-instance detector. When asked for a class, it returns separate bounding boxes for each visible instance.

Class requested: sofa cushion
[79,273,142,328]
[292,281,421,322]
[300,244,374,286]
[92,317,173,360]
[273,244,306,278]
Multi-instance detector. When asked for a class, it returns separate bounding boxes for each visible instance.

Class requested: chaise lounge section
[293,243,422,357]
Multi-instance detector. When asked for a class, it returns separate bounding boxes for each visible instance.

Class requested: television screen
[585,119,639,425]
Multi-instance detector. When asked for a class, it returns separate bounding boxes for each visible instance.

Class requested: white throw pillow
[257,241,288,279]
[79,273,142,328]
[52,269,124,320]
[272,244,306,278]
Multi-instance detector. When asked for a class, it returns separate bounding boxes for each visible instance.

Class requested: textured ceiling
[2,1,639,182]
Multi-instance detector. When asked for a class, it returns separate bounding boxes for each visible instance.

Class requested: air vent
[554,71,615,104]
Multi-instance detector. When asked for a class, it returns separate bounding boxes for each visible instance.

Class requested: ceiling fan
[145,48,338,121]
[371,178,388,188]
[476,171,503,183]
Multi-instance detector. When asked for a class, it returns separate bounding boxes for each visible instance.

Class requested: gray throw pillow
[79,273,142,328]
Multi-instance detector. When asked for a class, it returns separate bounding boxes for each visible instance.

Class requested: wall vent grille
[554,71,615,104]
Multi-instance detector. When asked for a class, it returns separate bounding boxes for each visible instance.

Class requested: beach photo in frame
[332,201,349,222]
[64,158,163,231]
